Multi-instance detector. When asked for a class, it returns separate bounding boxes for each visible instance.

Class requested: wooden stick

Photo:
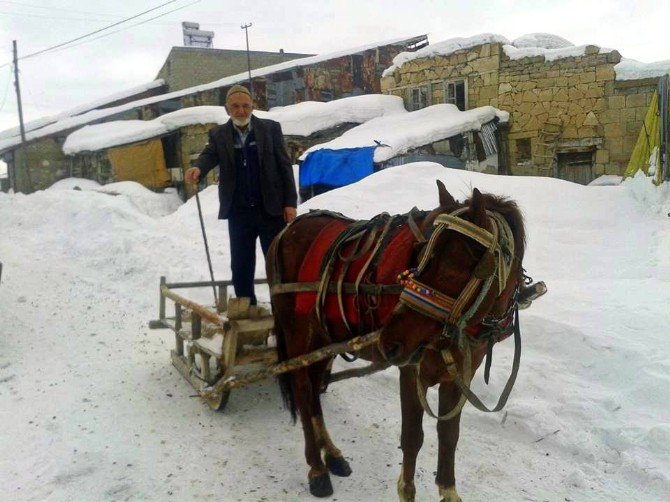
[202,330,381,396]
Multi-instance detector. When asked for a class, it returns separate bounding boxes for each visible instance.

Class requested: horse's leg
[309,359,352,477]
[435,382,463,502]
[293,366,333,497]
[397,365,424,502]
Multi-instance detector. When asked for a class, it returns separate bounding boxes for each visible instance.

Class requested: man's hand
[184,167,201,184]
[283,207,297,223]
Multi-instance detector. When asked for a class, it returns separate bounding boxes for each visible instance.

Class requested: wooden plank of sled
[226,316,275,333]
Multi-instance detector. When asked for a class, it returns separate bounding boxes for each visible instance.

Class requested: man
[184,84,297,305]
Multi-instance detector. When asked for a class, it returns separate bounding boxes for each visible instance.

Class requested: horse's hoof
[439,485,462,502]
[325,454,352,477]
[309,472,333,497]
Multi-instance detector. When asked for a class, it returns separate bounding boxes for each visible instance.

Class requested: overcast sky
[0,0,668,134]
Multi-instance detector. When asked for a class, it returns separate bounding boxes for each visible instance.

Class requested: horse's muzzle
[379,339,425,367]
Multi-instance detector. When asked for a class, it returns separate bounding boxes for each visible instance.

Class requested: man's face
[226,93,253,127]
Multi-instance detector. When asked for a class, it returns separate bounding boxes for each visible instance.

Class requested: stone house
[381,34,669,184]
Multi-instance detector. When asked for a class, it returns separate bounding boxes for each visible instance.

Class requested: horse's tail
[273,309,297,424]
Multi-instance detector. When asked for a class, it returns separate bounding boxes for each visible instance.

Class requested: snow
[588,174,623,186]
[615,58,670,81]
[301,104,509,162]
[47,178,182,218]
[256,94,406,137]
[511,33,574,50]
[63,95,406,154]
[1,164,670,501]
[63,107,230,155]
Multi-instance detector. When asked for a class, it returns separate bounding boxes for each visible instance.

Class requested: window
[516,138,532,163]
[445,80,466,111]
[409,86,429,111]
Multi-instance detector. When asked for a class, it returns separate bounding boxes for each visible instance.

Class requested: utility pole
[12,40,30,192]
[241,22,253,96]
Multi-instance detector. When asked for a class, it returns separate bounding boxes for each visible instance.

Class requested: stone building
[156,47,314,92]
[381,33,669,184]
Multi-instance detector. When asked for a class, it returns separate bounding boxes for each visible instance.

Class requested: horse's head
[378,181,525,367]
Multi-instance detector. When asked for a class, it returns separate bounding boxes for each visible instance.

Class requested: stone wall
[381,44,501,110]
[11,137,69,192]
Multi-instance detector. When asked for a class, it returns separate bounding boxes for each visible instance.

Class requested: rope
[194,191,219,312]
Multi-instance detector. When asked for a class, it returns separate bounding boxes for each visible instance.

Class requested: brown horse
[267,181,525,500]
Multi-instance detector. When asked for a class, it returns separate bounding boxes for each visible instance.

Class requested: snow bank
[301,104,509,162]
[1,164,669,500]
[48,178,182,218]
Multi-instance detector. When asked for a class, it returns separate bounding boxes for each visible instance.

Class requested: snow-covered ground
[1,166,669,501]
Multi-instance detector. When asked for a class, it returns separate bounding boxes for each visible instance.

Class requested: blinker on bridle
[398,207,514,332]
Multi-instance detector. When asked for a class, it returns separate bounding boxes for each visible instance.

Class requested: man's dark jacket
[194,115,297,219]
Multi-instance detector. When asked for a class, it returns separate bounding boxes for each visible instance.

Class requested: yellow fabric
[624,92,662,184]
[107,139,170,188]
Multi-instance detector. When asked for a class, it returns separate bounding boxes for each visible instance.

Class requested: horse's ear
[468,188,487,227]
[436,180,456,208]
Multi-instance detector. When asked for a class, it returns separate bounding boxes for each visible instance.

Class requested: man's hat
[225,84,251,101]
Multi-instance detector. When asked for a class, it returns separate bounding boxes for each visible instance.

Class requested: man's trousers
[227,206,286,305]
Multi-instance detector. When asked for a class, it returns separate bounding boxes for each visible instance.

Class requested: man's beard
[232,116,251,127]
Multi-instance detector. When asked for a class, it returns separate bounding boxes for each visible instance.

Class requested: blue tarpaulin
[299,147,376,189]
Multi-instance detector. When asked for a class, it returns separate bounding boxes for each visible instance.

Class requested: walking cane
[193,188,220,312]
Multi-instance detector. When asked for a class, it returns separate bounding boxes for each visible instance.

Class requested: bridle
[396,206,522,420]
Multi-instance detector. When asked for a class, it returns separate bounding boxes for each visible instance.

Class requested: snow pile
[510,33,574,50]
[615,58,670,81]
[64,95,407,154]
[588,174,623,186]
[47,178,182,218]
[257,94,406,137]
[1,164,669,500]
[301,104,509,162]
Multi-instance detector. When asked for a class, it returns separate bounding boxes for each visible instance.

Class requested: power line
[32,0,201,58]
[0,0,187,68]
[0,10,124,22]
[0,0,123,18]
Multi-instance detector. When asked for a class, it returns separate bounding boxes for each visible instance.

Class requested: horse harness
[397,207,522,420]
[270,207,522,420]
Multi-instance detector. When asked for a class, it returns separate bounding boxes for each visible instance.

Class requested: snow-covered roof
[301,104,509,163]
[63,106,230,155]
[615,58,670,81]
[63,95,407,154]
[0,79,165,143]
[383,34,510,76]
[383,32,624,75]
[0,35,424,154]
